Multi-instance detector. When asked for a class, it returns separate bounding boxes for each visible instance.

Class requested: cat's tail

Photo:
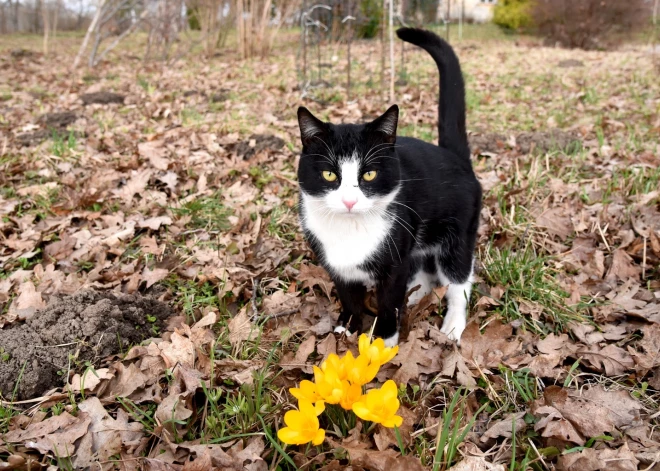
[396,27,469,160]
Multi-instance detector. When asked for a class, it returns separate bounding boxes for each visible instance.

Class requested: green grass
[170,192,232,233]
[181,107,204,127]
[481,244,590,335]
[428,22,511,42]
[399,123,435,142]
[164,278,226,324]
[433,388,488,471]
[606,166,660,198]
[267,206,298,242]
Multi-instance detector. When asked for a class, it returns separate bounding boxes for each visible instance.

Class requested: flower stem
[394,425,406,456]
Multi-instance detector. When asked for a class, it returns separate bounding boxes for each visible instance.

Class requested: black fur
[296,28,482,340]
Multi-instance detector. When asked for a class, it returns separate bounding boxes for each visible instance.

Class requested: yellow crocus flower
[358,333,399,367]
[313,365,345,404]
[277,400,326,446]
[290,380,322,403]
[352,380,403,428]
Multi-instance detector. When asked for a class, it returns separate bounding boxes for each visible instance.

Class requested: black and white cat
[296,28,482,346]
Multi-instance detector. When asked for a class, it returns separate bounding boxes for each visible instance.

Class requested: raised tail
[396,27,470,160]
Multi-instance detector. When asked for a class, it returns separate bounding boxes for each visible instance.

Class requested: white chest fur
[301,194,393,284]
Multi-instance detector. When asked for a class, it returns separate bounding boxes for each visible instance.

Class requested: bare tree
[388,0,394,103]
[186,0,234,57]
[42,0,62,55]
[236,0,301,59]
[73,0,148,68]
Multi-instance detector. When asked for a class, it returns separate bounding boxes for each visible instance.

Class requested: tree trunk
[42,1,50,55]
[388,0,394,103]
[72,0,106,70]
[380,0,386,102]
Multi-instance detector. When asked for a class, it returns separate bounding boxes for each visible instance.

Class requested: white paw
[334,325,352,336]
[382,331,399,347]
[440,311,466,345]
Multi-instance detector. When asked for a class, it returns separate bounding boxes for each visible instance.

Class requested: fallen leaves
[3,398,143,466]
[1,31,659,471]
[533,385,642,445]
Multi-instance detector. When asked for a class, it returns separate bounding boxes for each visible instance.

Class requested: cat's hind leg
[436,254,474,344]
[406,256,437,305]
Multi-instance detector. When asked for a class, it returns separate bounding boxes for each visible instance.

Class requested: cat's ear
[369,105,399,143]
[298,107,327,147]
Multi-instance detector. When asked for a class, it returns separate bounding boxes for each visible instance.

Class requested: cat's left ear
[369,104,399,144]
[298,107,327,148]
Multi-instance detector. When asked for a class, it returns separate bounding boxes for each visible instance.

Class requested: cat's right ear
[298,107,326,147]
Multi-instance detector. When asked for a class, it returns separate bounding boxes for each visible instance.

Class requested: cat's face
[297,106,401,216]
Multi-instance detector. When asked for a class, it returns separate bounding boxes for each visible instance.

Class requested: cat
[296,28,482,346]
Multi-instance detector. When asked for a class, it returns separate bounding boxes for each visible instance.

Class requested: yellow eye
[322,171,337,182]
[363,170,377,182]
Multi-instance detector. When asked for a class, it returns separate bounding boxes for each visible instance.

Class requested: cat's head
[296,105,401,216]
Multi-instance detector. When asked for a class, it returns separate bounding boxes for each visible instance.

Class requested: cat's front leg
[333,279,366,335]
[374,261,411,347]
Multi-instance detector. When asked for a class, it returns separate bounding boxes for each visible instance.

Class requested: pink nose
[342,198,357,210]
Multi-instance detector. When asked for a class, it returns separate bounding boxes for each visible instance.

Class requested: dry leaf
[461,320,521,369]
[7,280,46,321]
[299,262,334,299]
[228,307,257,349]
[480,412,526,442]
[449,456,506,471]
[605,249,641,281]
[74,397,143,468]
[142,267,169,289]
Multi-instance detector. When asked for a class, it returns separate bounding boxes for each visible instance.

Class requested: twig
[596,221,611,252]
[264,308,299,321]
[250,278,260,320]
[642,236,647,279]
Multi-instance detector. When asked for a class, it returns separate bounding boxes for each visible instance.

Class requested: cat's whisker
[363,143,400,163]
[390,201,424,222]
[383,209,418,244]
[313,136,337,162]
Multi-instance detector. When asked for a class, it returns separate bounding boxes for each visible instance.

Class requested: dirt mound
[0,290,173,401]
[470,130,580,155]
[80,91,125,105]
[38,111,78,128]
[558,59,585,68]
[231,134,285,159]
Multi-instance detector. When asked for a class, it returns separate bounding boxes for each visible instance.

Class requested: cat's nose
[342,198,357,211]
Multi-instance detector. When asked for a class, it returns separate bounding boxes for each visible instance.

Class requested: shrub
[532,0,651,50]
[356,0,382,39]
[493,0,533,31]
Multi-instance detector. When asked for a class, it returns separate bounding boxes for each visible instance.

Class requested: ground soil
[231,133,286,159]
[0,290,173,400]
[469,129,580,155]
[80,91,125,105]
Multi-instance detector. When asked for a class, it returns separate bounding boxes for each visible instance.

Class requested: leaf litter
[1,34,659,470]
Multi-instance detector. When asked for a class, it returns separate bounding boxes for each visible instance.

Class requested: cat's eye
[322,171,337,182]
[362,170,377,182]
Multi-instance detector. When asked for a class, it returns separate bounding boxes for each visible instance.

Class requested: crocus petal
[290,380,320,403]
[359,334,370,355]
[382,414,404,428]
[312,428,326,446]
[379,345,398,364]
[352,401,375,422]
[313,401,325,415]
[381,380,398,399]
[283,410,304,429]
[278,427,304,445]
[298,400,316,418]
